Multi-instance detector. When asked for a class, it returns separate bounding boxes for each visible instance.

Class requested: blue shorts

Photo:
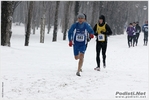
[73,44,86,56]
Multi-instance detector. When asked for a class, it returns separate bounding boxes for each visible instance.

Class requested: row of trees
[1,1,148,47]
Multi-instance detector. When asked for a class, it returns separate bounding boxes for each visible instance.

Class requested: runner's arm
[68,24,75,42]
[139,26,141,33]
[142,25,144,32]
[105,24,112,35]
[93,24,98,36]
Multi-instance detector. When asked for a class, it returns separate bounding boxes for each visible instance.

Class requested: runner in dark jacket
[135,21,141,46]
[93,15,112,71]
[132,22,137,47]
[142,20,148,46]
[126,23,135,48]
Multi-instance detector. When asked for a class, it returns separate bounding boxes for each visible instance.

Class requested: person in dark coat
[126,23,135,48]
[132,22,137,47]
[135,21,141,46]
[142,20,148,46]
[93,15,112,71]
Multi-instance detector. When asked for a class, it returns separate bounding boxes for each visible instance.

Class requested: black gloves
[94,31,107,36]
[101,31,106,34]
[94,33,98,36]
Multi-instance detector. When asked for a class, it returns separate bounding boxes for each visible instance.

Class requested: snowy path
[0,25,148,100]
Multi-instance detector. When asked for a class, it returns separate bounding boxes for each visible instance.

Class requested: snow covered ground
[0,24,148,100]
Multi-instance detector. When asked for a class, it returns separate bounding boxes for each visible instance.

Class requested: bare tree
[52,1,60,42]
[24,1,34,46]
[47,2,53,34]
[90,2,97,27]
[24,2,29,33]
[73,1,80,23]
[1,1,13,46]
[12,1,22,14]
[62,1,71,40]
[32,2,38,34]
[40,1,46,43]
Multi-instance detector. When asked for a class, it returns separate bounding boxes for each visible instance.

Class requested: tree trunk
[91,2,96,27]
[52,1,60,42]
[40,1,46,43]
[63,1,70,40]
[47,21,51,34]
[47,2,52,34]
[25,1,34,46]
[47,8,52,34]
[40,14,46,43]
[73,1,80,23]
[24,2,28,33]
[32,19,36,34]
[1,1,13,47]
[32,2,37,35]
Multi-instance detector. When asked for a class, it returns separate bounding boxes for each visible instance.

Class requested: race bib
[133,32,136,35]
[76,34,85,42]
[145,28,148,32]
[137,30,140,33]
[98,34,105,41]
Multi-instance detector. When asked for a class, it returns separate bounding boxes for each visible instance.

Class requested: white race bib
[137,30,139,33]
[145,28,148,32]
[98,34,105,41]
[76,34,85,42]
[133,32,136,35]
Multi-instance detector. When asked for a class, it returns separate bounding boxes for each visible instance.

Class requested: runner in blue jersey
[142,20,148,46]
[68,13,94,76]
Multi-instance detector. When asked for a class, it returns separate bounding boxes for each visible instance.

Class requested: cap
[77,13,85,19]
[99,15,105,24]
